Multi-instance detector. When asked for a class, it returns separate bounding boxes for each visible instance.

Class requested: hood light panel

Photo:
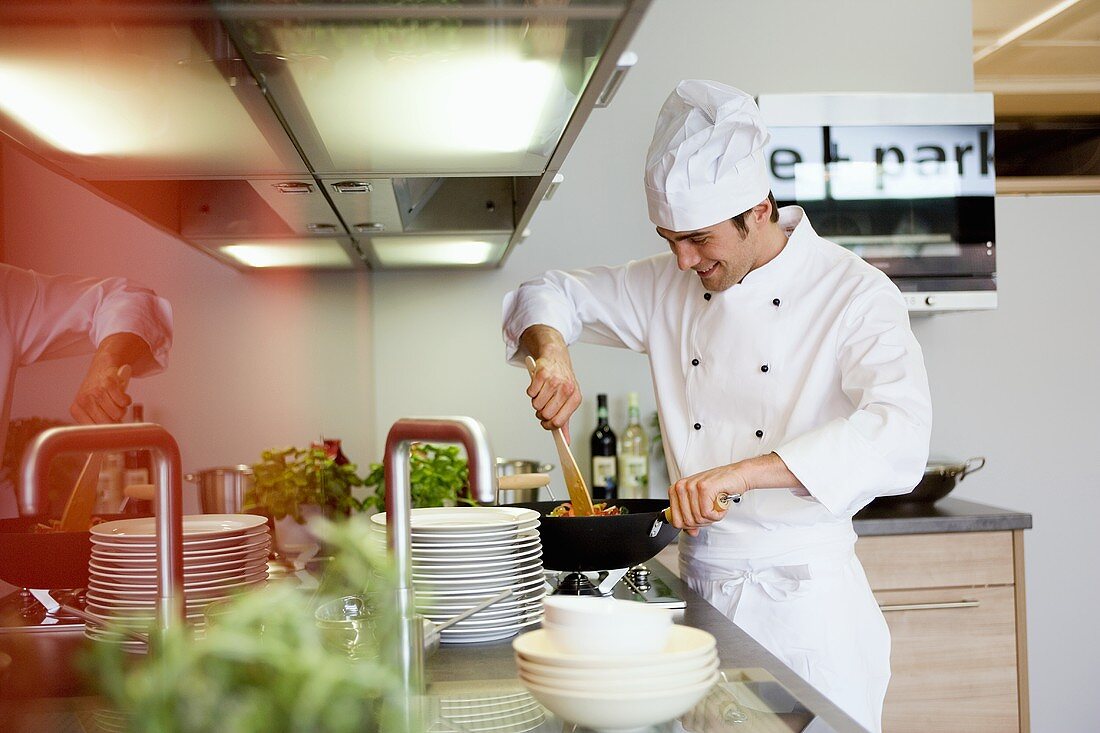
[220,240,353,269]
[370,235,509,268]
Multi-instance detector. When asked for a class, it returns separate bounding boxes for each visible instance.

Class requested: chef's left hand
[668,464,748,536]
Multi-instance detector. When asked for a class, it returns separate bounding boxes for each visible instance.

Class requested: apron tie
[719,564,813,603]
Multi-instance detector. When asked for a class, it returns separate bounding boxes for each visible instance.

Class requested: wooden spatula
[58,365,132,531]
[525,357,596,517]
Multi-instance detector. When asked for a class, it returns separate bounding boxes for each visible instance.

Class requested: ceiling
[973,0,1100,116]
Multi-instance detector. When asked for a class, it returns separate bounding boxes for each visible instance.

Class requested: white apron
[680,520,890,733]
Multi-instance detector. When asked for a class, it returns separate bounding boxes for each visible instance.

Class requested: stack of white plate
[369,506,545,643]
[513,626,720,731]
[86,514,270,649]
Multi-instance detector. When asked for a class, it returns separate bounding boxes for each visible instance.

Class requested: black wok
[508,499,680,572]
[871,457,986,507]
[0,513,132,589]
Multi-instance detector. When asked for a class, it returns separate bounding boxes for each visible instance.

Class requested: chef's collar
[735,205,811,288]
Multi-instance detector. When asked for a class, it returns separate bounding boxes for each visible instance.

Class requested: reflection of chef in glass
[503,81,932,732]
[0,263,172,515]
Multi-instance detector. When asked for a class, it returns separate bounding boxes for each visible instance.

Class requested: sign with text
[766,125,995,201]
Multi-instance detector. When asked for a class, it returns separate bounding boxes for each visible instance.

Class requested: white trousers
[680,525,890,733]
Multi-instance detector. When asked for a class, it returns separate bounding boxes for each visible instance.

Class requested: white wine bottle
[618,392,649,499]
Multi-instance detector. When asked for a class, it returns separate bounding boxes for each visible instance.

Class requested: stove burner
[554,572,603,596]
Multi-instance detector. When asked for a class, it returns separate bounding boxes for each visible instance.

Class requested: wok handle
[657,492,742,523]
[958,457,986,482]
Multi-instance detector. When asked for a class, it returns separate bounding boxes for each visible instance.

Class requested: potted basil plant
[360,443,473,513]
[245,442,365,557]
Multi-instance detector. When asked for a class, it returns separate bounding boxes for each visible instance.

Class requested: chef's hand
[520,325,581,443]
[71,362,132,424]
[668,464,748,537]
[70,332,152,424]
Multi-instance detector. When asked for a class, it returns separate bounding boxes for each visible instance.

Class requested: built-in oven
[757,93,996,312]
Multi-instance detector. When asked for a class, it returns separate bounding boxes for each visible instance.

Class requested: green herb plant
[88,515,403,733]
[246,446,365,522]
[360,443,472,513]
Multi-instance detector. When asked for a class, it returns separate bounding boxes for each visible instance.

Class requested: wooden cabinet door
[877,585,1019,733]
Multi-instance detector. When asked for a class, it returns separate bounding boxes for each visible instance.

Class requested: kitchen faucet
[20,423,186,631]
[383,417,497,711]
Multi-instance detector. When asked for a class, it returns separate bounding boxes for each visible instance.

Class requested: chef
[502,80,932,732]
[1,263,173,515]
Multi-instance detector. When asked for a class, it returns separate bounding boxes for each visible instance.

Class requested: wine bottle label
[591,456,617,489]
[618,455,648,497]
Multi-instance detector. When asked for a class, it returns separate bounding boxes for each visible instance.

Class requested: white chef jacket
[0,264,173,461]
[502,206,931,525]
[503,207,931,732]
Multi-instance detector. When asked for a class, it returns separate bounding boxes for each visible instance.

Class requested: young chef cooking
[0,263,173,517]
[502,80,932,732]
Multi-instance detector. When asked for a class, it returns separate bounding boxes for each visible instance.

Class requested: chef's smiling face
[657,218,759,292]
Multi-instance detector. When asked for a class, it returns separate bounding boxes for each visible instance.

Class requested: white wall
[1,144,378,513]
[370,1,1099,731]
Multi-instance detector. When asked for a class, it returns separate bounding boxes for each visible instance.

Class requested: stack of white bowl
[369,506,545,643]
[513,597,719,731]
[86,514,270,649]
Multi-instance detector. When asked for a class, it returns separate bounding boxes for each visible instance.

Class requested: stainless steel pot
[186,465,254,514]
[873,457,986,506]
[495,458,554,503]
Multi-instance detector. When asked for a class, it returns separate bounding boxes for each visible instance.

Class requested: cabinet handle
[879,600,980,612]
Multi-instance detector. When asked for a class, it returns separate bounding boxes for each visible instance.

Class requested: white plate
[87,591,247,610]
[413,565,543,588]
[412,548,542,572]
[407,536,542,557]
[91,528,269,552]
[419,588,546,613]
[412,559,543,582]
[89,571,267,597]
[92,514,268,540]
[439,616,541,643]
[89,549,270,574]
[408,524,539,543]
[90,538,270,562]
[434,606,543,630]
[418,575,547,600]
[371,506,540,532]
[89,563,268,589]
[370,528,542,549]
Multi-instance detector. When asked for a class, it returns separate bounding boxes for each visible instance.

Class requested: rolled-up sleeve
[774,284,932,517]
[8,266,173,375]
[502,257,664,365]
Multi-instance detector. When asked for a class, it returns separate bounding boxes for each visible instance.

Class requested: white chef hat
[644,80,772,232]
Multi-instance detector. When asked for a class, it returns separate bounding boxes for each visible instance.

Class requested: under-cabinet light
[220,242,352,268]
[371,236,507,267]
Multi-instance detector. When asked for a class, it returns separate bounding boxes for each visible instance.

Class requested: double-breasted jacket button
[755,429,764,438]
[691,358,700,366]
[703,293,712,301]
[772,298,781,306]
[760,364,769,373]
[694,423,702,431]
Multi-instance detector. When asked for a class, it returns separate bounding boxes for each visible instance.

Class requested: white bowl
[520,672,718,731]
[518,656,717,693]
[542,596,672,627]
[513,626,715,668]
[515,648,718,681]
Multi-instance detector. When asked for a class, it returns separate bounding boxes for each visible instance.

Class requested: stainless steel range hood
[0,1,650,270]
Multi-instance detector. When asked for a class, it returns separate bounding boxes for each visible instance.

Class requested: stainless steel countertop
[429,559,868,733]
